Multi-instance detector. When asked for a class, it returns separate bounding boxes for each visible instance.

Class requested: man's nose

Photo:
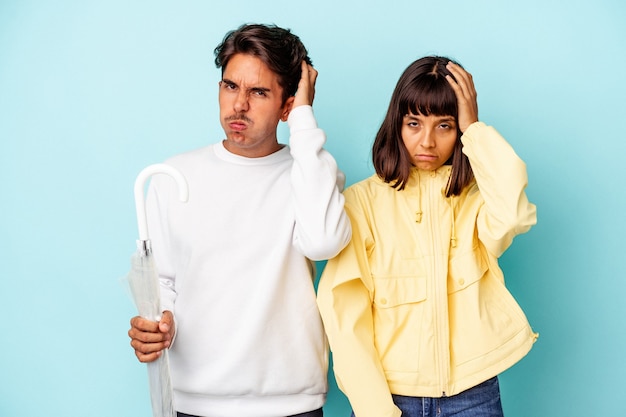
[234,91,249,112]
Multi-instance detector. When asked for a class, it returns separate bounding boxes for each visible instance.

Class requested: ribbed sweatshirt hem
[174,391,326,417]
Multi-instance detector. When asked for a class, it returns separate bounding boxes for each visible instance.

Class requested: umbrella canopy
[127,163,188,417]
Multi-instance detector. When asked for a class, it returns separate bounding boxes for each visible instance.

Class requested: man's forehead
[222,54,279,88]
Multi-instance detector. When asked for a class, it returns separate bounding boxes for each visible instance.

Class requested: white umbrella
[127,163,188,417]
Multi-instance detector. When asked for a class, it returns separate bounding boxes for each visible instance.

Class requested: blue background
[1,1,625,416]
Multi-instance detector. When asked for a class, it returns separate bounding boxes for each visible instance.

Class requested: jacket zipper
[427,171,450,396]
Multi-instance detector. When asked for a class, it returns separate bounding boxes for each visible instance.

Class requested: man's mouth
[229,121,247,131]
[226,114,252,131]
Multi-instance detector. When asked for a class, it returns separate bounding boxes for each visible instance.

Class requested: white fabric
[145,105,351,417]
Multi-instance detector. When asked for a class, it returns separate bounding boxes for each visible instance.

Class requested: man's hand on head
[293,60,317,108]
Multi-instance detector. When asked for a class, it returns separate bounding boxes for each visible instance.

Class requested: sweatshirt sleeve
[461,122,537,257]
[317,194,402,417]
[288,105,351,260]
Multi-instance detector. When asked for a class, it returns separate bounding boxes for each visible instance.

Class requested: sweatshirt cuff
[288,105,318,131]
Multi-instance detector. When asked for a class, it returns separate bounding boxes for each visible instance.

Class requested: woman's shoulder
[345,174,390,196]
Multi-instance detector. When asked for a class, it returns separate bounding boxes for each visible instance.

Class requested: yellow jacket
[317,122,538,417]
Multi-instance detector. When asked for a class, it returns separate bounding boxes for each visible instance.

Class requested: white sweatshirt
[145,106,351,417]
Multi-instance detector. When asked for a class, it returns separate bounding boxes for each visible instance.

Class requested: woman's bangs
[403,76,457,117]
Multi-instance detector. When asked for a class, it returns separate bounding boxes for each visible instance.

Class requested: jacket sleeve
[461,122,537,257]
[317,195,402,417]
[288,105,351,260]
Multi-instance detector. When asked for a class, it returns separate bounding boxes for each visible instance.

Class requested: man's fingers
[130,335,169,352]
[130,316,159,332]
[134,348,163,363]
[128,312,173,364]
[307,64,318,83]
[128,326,169,344]
[294,61,316,107]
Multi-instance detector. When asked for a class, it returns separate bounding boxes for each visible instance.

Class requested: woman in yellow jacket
[317,56,538,417]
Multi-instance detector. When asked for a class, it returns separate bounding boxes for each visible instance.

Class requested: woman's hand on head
[445,62,478,133]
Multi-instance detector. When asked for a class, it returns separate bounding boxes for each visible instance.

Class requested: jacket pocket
[447,249,533,369]
[372,275,428,372]
[373,275,427,308]
[447,248,488,294]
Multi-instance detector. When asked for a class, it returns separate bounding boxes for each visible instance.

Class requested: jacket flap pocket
[373,276,427,308]
[448,250,488,293]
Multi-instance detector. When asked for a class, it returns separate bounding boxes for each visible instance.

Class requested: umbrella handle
[134,163,189,241]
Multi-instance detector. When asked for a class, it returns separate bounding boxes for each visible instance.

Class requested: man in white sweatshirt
[128,24,351,417]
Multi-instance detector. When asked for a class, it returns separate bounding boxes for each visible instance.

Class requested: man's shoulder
[165,144,216,166]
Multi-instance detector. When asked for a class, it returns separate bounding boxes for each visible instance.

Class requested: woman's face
[400,111,458,171]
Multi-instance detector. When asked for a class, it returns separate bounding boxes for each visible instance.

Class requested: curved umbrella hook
[134,163,189,242]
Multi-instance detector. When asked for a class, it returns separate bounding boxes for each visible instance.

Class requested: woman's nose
[421,128,435,148]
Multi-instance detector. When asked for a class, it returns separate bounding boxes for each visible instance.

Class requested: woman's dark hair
[214,23,311,105]
[372,56,474,196]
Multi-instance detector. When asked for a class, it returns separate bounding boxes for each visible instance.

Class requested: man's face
[219,53,294,158]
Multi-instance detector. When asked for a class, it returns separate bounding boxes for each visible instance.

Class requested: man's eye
[253,90,267,97]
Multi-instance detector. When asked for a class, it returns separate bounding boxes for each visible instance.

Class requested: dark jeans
[351,377,504,417]
[178,407,323,417]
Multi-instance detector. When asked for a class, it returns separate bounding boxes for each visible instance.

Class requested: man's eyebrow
[221,78,272,93]
[250,86,271,93]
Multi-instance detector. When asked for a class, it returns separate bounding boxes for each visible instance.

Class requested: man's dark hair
[372,56,474,196]
[214,23,312,104]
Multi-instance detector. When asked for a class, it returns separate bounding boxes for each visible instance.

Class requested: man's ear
[280,96,296,122]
